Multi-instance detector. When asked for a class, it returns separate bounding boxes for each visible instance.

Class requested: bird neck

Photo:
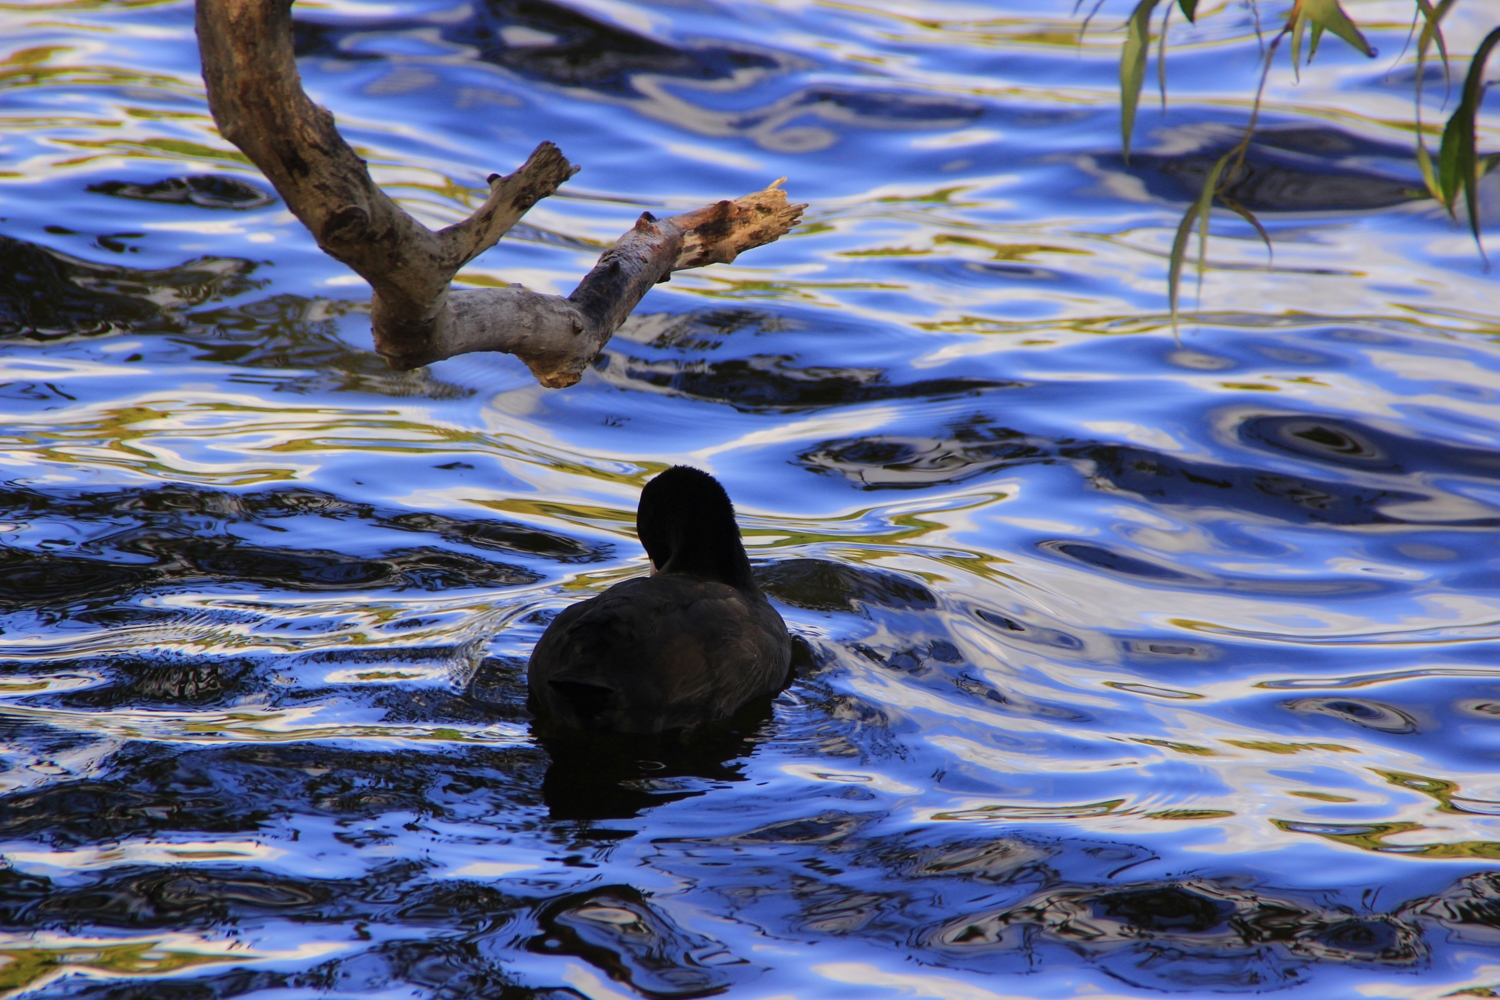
[655,529,756,591]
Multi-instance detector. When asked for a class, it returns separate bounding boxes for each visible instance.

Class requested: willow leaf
[1412,0,1457,201]
[1167,201,1200,325]
[1157,2,1172,111]
[1415,0,1455,91]
[1416,141,1443,203]
[1436,26,1500,260]
[1437,108,1466,213]
[1176,0,1197,24]
[1290,2,1308,77]
[1194,153,1231,298]
[1120,0,1161,162]
[1220,194,1273,264]
[1288,0,1374,77]
[1301,0,1374,57]
[1169,151,1232,323]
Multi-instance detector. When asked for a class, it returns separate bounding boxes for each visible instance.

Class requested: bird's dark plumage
[527,466,791,734]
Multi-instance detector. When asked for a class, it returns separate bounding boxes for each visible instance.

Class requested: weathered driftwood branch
[195,0,804,387]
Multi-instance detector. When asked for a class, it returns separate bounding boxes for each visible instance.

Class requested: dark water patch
[294,0,779,96]
[293,4,980,148]
[1284,697,1419,734]
[0,483,604,611]
[738,811,868,845]
[617,309,786,353]
[0,744,549,847]
[732,87,981,146]
[784,880,901,936]
[928,878,1426,990]
[848,638,962,676]
[800,418,1050,489]
[1242,413,1500,480]
[298,934,576,1000]
[182,294,478,399]
[0,241,465,398]
[1040,540,1200,583]
[0,538,536,611]
[601,309,1020,411]
[882,835,1056,884]
[952,673,1092,722]
[1121,639,1216,661]
[597,351,1014,413]
[456,655,532,719]
[1400,871,1500,945]
[88,176,276,210]
[0,234,263,340]
[755,559,936,615]
[385,510,600,561]
[802,416,1484,528]
[1115,126,1426,212]
[1039,538,1388,597]
[52,657,258,709]
[0,864,340,930]
[972,605,1080,653]
[775,670,904,761]
[1080,441,1455,527]
[528,884,760,999]
[61,968,290,1000]
[533,703,769,821]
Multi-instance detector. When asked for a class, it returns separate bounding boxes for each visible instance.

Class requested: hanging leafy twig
[1289,0,1375,79]
[1120,0,1201,160]
[1436,26,1500,263]
[1166,28,1286,323]
[1120,0,1161,161]
[1113,0,1493,312]
[1412,0,1459,201]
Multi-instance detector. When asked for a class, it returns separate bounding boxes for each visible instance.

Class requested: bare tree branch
[195,0,804,386]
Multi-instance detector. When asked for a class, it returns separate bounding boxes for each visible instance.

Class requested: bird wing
[527,575,788,732]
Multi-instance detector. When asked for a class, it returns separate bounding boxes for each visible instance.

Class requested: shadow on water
[291,0,980,149]
[801,410,1500,528]
[294,0,781,97]
[1106,126,1429,213]
[0,233,473,397]
[597,310,1024,413]
[0,484,608,618]
[0,233,264,341]
[88,176,276,211]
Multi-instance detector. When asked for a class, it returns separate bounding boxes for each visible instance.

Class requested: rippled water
[3,0,1500,996]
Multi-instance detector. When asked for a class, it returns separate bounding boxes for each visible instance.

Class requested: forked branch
[195,0,804,386]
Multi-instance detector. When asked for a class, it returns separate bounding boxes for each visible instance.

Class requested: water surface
[2,0,1500,996]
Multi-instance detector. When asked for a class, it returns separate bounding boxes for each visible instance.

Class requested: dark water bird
[527,466,791,734]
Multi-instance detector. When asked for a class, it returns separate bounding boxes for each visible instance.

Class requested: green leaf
[1436,26,1500,261]
[1415,141,1443,203]
[1287,0,1375,76]
[1219,194,1273,264]
[1414,0,1455,89]
[1437,104,1468,214]
[1290,3,1308,77]
[1411,0,1457,203]
[1120,0,1161,163]
[1301,0,1374,57]
[1176,0,1197,24]
[1168,150,1233,324]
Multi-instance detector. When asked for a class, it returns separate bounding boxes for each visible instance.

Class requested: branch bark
[195,0,804,387]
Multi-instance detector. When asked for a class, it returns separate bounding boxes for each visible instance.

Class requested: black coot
[527,466,791,734]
